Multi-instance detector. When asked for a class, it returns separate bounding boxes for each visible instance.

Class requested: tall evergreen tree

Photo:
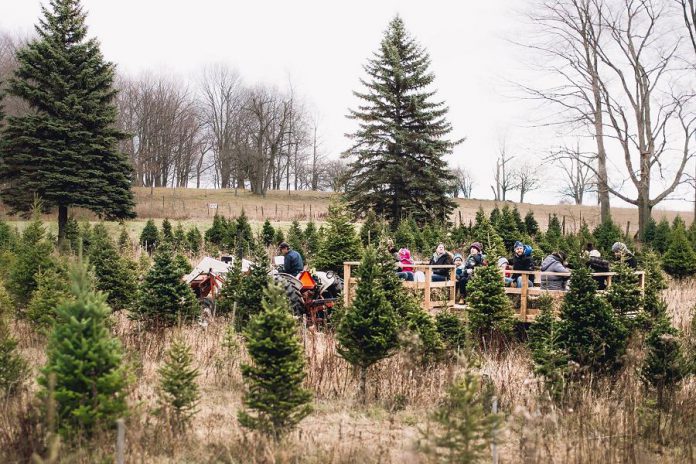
[0,0,135,242]
[337,246,399,402]
[344,16,458,226]
[39,260,129,439]
[239,283,312,441]
[557,266,628,374]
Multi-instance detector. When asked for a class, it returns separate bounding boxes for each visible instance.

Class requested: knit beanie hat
[514,241,524,250]
[611,242,627,254]
[470,242,483,252]
[453,253,463,262]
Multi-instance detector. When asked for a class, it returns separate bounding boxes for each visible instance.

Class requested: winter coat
[399,257,415,273]
[540,254,570,290]
[587,256,610,290]
[283,249,304,276]
[511,253,535,282]
[430,252,454,277]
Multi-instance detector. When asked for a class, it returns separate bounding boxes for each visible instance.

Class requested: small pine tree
[337,246,399,402]
[64,217,81,252]
[304,220,320,259]
[117,225,131,253]
[314,201,362,276]
[466,264,516,345]
[78,221,93,254]
[360,210,382,247]
[287,220,306,260]
[158,338,200,434]
[512,206,527,235]
[498,205,520,252]
[261,219,275,247]
[688,219,696,251]
[140,219,159,254]
[238,283,312,441]
[402,300,445,364]
[489,206,502,228]
[204,214,227,249]
[642,251,668,319]
[218,241,270,329]
[435,310,468,352]
[527,294,567,400]
[546,215,563,247]
[557,266,628,374]
[89,224,138,311]
[524,210,539,237]
[161,218,174,244]
[652,218,672,254]
[594,220,625,255]
[471,208,506,259]
[0,284,27,396]
[185,226,202,255]
[394,218,417,251]
[135,246,199,329]
[421,371,501,464]
[234,210,254,258]
[641,316,687,406]
[173,254,192,276]
[662,220,696,278]
[26,266,72,328]
[7,209,54,305]
[605,262,643,328]
[273,228,285,246]
[643,217,658,248]
[39,261,129,439]
[173,223,186,251]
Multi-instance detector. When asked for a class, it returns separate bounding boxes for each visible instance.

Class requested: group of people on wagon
[390,238,637,304]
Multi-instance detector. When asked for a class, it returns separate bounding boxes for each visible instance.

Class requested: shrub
[435,310,468,352]
[662,220,696,278]
[140,219,159,254]
[641,316,687,406]
[7,212,54,306]
[261,219,275,247]
[89,224,138,311]
[26,266,71,328]
[314,201,362,277]
[527,294,567,400]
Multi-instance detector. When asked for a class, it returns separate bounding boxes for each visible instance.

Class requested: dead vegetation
[1,278,695,463]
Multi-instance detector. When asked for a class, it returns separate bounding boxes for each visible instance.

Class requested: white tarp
[184,256,253,283]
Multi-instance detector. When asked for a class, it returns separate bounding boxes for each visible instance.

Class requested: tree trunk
[58,205,68,247]
[638,194,651,242]
[359,366,367,404]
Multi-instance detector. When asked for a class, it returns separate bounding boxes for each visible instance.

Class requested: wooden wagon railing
[343,262,456,310]
[343,261,646,322]
[505,269,645,322]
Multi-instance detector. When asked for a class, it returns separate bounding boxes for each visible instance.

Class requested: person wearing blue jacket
[510,241,534,288]
[279,242,304,276]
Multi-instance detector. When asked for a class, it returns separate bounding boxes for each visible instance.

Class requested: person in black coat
[586,249,610,290]
[279,242,304,276]
[510,241,534,288]
[429,243,454,282]
[612,242,637,269]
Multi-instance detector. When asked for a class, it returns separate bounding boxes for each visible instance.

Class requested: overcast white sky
[1,0,693,212]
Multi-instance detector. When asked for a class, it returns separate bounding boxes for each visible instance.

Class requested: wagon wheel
[273,274,305,317]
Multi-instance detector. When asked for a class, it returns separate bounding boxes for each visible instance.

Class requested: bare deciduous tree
[551,143,596,204]
[450,167,474,198]
[491,140,516,201]
[513,162,542,203]
[524,0,611,222]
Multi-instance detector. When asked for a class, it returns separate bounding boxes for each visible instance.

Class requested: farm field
[0,187,692,237]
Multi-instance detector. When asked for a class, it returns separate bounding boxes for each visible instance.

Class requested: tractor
[273,270,343,325]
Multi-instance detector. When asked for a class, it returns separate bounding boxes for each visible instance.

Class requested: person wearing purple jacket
[540,251,570,291]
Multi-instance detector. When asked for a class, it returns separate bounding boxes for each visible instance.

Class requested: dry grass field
[2,277,695,463]
[1,187,691,236]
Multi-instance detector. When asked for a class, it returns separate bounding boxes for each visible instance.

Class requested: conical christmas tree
[641,316,687,406]
[662,220,696,278]
[652,218,672,253]
[261,219,275,247]
[524,211,539,237]
[26,265,72,328]
[39,260,129,439]
[0,283,27,396]
[158,337,200,434]
[344,16,458,227]
[466,264,516,345]
[238,283,312,441]
[337,246,399,402]
[605,262,643,328]
[527,294,567,400]
[89,224,137,311]
[134,245,199,329]
[360,210,382,247]
[185,226,202,255]
[0,0,135,242]
[314,200,362,276]
[557,266,628,374]
[140,219,159,254]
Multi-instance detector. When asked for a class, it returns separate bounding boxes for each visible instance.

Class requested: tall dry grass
[2,280,696,463]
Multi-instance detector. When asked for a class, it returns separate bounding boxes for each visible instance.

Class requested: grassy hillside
[1,187,691,236]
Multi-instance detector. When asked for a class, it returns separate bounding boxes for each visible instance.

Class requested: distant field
[0,187,692,237]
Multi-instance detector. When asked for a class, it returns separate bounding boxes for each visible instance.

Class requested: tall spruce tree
[344,16,458,227]
[238,283,312,441]
[39,261,129,439]
[557,266,628,374]
[0,0,135,242]
[337,246,399,403]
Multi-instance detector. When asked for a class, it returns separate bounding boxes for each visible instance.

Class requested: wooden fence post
[520,274,529,322]
[424,267,432,310]
[116,418,125,464]
[343,263,351,307]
